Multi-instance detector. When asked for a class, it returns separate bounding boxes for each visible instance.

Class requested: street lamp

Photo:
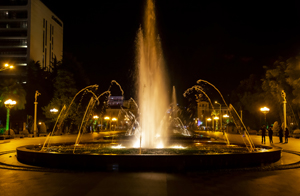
[112,117,117,130]
[215,101,222,131]
[50,108,58,113]
[213,116,219,131]
[260,107,270,126]
[223,114,229,124]
[281,90,287,131]
[4,99,16,132]
[34,91,41,137]
[104,116,110,130]
[0,63,14,71]
[93,115,99,132]
[206,118,211,130]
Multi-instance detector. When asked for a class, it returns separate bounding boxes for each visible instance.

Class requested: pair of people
[278,127,289,143]
[262,125,274,144]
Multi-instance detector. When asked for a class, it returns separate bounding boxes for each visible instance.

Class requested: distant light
[171,145,186,149]
[156,143,164,148]
[111,144,125,149]
[50,108,58,113]
[260,107,270,113]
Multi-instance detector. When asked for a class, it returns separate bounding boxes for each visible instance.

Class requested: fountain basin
[16,143,282,171]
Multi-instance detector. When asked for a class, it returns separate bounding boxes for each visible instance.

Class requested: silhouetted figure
[285,127,289,143]
[261,125,266,144]
[278,127,284,143]
[268,126,273,144]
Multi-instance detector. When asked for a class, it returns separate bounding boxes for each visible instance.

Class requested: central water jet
[136,0,169,148]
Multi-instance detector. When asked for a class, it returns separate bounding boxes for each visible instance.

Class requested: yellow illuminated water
[136,0,168,147]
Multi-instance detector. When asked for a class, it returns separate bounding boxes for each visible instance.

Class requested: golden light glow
[112,117,117,121]
[50,108,58,113]
[104,116,110,120]
[260,107,270,113]
[93,115,99,119]
[4,63,13,69]
[156,142,164,148]
[4,99,16,105]
[171,145,186,149]
[223,114,229,118]
[213,116,219,120]
[38,122,42,125]
[111,144,125,149]
[207,118,212,121]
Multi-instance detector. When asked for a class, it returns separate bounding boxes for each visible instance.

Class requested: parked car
[292,129,300,138]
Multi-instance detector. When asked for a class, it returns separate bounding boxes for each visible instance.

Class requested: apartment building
[0,0,63,82]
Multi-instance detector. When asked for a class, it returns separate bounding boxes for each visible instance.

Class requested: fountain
[16,0,281,171]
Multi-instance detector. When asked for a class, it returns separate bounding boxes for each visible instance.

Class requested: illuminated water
[137,0,169,147]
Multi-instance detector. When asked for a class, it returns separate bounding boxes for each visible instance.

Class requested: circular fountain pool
[16,142,281,171]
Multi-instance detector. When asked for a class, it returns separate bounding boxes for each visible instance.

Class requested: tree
[0,78,26,110]
[230,74,266,130]
[42,69,83,133]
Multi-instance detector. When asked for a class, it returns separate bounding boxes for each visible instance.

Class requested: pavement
[1,133,300,196]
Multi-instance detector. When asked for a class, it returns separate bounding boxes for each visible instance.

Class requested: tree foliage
[0,78,26,110]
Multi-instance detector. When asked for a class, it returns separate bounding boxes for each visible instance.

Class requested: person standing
[279,126,283,143]
[268,126,273,144]
[285,127,290,143]
[261,125,266,144]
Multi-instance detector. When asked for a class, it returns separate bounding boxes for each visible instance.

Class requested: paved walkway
[0,133,300,196]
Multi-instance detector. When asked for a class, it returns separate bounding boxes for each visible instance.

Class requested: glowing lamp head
[104,116,110,120]
[93,115,99,119]
[260,107,270,113]
[50,108,58,113]
[223,114,229,118]
[112,117,117,121]
[4,99,16,105]
[207,118,212,121]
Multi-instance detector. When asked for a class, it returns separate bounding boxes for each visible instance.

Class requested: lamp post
[206,118,211,130]
[214,116,219,131]
[260,107,270,126]
[281,90,287,131]
[223,114,229,123]
[0,63,14,71]
[112,117,117,130]
[4,99,16,133]
[215,101,222,131]
[93,115,99,132]
[104,116,110,130]
[34,91,41,137]
[50,108,58,113]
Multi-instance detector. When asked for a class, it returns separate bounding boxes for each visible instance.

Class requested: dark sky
[41,0,300,103]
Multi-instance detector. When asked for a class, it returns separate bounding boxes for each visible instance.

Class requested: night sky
[41,0,300,103]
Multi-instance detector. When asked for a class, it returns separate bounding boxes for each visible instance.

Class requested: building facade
[0,0,63,82]
[197,101,230,130]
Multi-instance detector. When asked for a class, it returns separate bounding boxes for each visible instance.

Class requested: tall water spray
[136,0,168,147]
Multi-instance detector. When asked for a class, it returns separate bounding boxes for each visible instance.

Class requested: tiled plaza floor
[0,133,300,196]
